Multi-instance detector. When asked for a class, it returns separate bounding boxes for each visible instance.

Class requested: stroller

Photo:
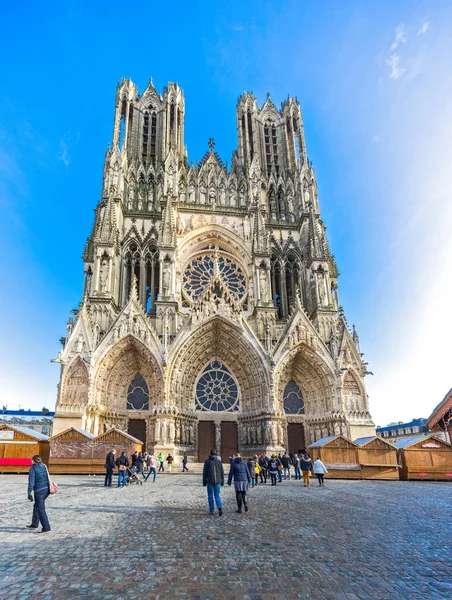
[126,466,143,486]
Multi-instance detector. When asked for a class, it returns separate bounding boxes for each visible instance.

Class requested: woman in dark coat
[228,453,251,513]
[27,455,51,533]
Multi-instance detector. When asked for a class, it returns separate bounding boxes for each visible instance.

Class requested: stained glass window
[196,360,239,412]
[183,252,246,304]
[283,379,304,415]
[127,373,149,410]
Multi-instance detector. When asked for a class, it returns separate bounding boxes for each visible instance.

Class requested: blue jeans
[118,470,127,487]
[145,467,157,482]
[32,491,50,531]
[251,476,256,488]
[207,484,222,513]
[277,469,282,482]
[294,466,301,480]
[284,467,291,480]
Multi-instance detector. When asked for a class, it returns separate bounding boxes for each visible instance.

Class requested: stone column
[139,259,146,308]
[215,423,221,456]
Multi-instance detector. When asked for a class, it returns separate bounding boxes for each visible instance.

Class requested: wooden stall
[354,436,399,480]
[308,435,361,479]
[91,429,143,474]
[395,435,452,481]
[0,425,49,473]
[49,427,95,474]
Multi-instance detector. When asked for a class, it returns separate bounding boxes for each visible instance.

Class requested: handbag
[44,464,59,494]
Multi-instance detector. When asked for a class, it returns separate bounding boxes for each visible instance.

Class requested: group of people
[203,449,329,516]
[239,451,328,488]
[104,450,190,487]
[25,448,328,533]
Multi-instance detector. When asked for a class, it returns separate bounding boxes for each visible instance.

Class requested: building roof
[393,434,433,449]
[309,435,338,447]
[73,428,96,439]
[427,388,452,429]
[354,436,376,446]
[94,428,142,443]
[376,418,427,432]
[1,409,55,417]
[3,425,50,441]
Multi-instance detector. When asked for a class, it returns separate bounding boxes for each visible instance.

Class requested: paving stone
[0,475,451,599]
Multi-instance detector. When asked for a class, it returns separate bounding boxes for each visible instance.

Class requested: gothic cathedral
[53,78,375,459]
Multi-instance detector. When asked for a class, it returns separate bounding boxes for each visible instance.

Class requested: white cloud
[418,21,429,35]
[386,24,408,79]
[56,138,70,167]
[390,23,407,51]
[386,52,405,79]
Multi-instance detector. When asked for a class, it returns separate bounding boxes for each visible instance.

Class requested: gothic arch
[59,357,89,409]
[178,224,251,267]
[93,335,163,413]
[168,317,270,413]
[341,369,366,412]
[274,345,335,418]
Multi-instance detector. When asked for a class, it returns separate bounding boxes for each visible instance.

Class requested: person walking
[301,453,313,487]
[258,454,268,484]
[276,454,283,483]
[202,449,224,516]
[115,451,129,487]
[313,457,328,486]
[293,453,301,480]
[247,457,256,488]
[145,454,157,482]
[166,454,174,473]
[158,452,165,472]
[281,452,291,480]
[228,453,251,513]
[104,449,116,487]
[26,455,51,533]
[182,452,189,472]
[136,452,146,479]
[268,455,279,486]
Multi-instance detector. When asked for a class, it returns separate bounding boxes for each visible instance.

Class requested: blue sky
[1,1,451,426]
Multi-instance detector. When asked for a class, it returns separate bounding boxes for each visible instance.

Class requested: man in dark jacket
[202,449,224,516]
[27,455,51,533]
[228,453,251,513]
[136,452,145,479]
[115,451,129,488]
[104,449,116,487]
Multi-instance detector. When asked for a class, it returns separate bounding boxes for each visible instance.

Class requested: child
[254,460,261,486]
[247,457,256,487]
[313,457,328,486]
[300,453,313,487]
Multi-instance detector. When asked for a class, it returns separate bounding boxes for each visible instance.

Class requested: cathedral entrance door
[198,421,215,462]
[128,419,147,450]
[221,422,238,461]
[287,423,305,454]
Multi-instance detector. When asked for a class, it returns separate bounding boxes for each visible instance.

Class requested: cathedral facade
[52,77,375,459]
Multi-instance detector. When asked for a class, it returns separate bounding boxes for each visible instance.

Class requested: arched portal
[275,345,335,447]
[168,317,270,459]
[93,336,163,443]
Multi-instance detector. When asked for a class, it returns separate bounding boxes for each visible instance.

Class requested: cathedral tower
[53,78,375,458]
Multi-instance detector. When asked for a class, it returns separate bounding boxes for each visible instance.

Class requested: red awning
[0,458,33,466]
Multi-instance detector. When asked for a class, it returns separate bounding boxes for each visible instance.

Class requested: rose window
[195,360,239,412]
[183,251,246,304]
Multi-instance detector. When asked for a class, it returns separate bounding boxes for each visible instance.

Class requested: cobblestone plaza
[1,474,451,599]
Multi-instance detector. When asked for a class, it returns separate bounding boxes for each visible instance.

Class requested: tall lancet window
[169,102,175,149]
[241,113,247,163]
[119,100,127,151]
[247,110,254,161]
[264,122,279,175]
[150,111,157,165]
[283,380,305,415]
[127,374,150,410]
[142,113,149,161]
[293,116,301,167]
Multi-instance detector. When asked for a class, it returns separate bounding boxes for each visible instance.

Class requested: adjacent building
[52,77,375,458]
[0,409,54,437]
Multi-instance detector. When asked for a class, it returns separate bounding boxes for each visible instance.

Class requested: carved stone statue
[99,258,109,293]
[169,420,175,443]
[154,420,161,443]
[260,269,269,303]
[163,265,171,296]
